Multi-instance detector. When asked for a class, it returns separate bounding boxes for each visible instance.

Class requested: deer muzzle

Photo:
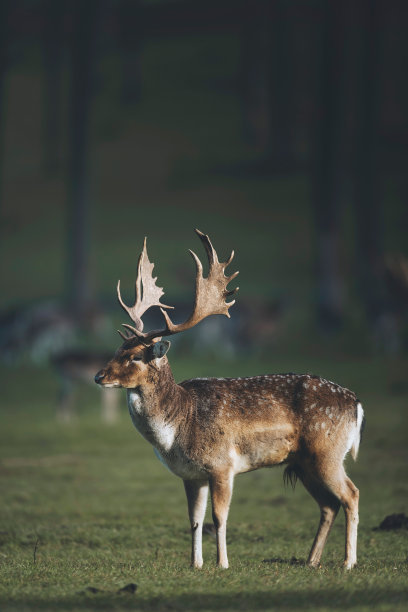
[94,370,106,385]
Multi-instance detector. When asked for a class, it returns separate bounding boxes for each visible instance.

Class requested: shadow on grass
[1,587,407,611]
[262,556,305,566]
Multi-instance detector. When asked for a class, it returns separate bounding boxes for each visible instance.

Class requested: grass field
[0,353,407,612]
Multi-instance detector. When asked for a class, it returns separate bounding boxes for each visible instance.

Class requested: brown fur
[95,338,363,569]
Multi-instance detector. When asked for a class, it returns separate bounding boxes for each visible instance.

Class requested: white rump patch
[349,403,364,461]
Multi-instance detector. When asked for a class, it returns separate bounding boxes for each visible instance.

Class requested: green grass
[0,355,407,611]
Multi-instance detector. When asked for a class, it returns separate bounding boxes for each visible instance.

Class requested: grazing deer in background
[52,350,120,423]
[95,229,365,569]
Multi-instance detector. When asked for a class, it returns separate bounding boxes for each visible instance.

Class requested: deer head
[94,229,239,388]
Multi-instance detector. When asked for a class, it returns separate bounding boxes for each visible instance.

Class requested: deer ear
[151,340,171,359]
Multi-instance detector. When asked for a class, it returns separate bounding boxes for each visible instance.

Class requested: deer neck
[126,358,190,452]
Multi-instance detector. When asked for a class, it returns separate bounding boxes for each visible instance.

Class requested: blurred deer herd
[0,253,407,423]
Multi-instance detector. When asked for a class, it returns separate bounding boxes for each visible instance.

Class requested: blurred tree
[240,0,295,166]
[312,1,348,331]
[268,0,293,169]
[42,0,65,176]
[0,0,10,215]
[66,0,98,324]
[241,1,271,149]
[118,0,143,106]
[353,0,385,331]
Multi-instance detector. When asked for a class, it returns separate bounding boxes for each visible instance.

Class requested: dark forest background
[1,0,407,370]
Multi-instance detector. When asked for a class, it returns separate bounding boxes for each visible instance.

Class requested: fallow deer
[95,229,365,569]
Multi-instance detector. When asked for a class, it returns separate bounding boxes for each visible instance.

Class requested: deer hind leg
[302,462,359,569]
[299,471,341,568]
[209,472,234,569]
[184,480,209,569]
[340,475,359,569]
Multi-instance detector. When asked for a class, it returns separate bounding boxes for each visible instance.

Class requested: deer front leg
[209,472,234,569]
[184,479,209,569]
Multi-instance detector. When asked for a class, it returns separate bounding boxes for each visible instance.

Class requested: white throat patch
[151,418,176,451]
[127,389,176,453]
[128,390,143,414]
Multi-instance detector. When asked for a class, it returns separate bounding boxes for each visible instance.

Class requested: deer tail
[350,402,365,461]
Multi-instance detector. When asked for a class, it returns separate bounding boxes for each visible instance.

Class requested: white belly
[153,446,207,480]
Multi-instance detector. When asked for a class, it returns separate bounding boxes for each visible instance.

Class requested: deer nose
[94,370,105,384]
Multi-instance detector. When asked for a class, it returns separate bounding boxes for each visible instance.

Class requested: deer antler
[118,230,239,342]
[155,229,239,339]
[117,237,173,336]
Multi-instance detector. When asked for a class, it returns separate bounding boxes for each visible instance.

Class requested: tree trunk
[240,1,271,149]
[267,0,293,168]
[118,0,143,106]
[66,0,97,323]
[311,1,348,331]
[351,0,395,352]
[42,0,65,176]
[353,0,384,323]
[0,0,10,217]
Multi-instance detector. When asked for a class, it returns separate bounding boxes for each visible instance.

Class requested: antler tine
[117,237,174,340]
[194,228,218,266]
[226,286,239,298]
[122,323,142,336]
[117,326,135,341]
[117,328,129,341]
[116,238,146,327]
[117,278,144,332]
[194,232,239,287]
[226,249,235,267]
[143,229,239,341]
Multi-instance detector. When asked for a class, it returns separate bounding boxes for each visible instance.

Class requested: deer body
[95,230,364,569]
[128,371,361,478]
